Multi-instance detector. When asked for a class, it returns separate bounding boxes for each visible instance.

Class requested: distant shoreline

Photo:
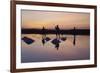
[22,28,90,35]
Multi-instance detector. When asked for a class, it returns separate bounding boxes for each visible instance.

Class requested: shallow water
[21,34,90,63]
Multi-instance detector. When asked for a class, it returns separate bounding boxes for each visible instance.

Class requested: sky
[21,10,90,29]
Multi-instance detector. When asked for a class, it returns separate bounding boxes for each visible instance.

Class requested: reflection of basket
[42,37,51,45]
[51,38,61,45]
[61,37,67,41]
[45,37,51,42]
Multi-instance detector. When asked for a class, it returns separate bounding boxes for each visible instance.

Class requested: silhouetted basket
[22,37,35,44]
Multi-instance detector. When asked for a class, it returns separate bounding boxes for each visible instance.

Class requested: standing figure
[55,25,60,39]
[42,27,46,39]
[73,27,76,45]
[42,27,46,45]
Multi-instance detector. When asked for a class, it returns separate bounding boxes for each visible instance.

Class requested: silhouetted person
[55,25,60,39]
[42,26,46,39]
[41,27,46,45]
[73,27,76,34]
[73,27,76,45]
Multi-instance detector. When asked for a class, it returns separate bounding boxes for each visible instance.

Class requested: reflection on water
[21,34,90,63]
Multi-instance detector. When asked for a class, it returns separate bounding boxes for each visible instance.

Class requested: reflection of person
[42,38,45,45]
[55,25,60,39]
[55,42,59,50]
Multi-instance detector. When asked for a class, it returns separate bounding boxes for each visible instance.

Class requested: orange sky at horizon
[21,10,90,29]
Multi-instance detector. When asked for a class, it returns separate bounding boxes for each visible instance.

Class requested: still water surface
[21,34,90,63]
